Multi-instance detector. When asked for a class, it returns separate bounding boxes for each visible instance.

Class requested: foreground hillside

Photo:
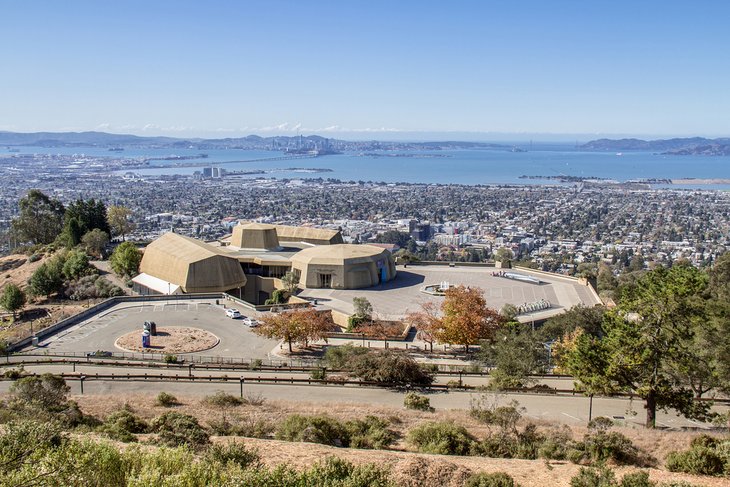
[2,388,724,487]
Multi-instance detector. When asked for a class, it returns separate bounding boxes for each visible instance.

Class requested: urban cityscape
[2,2,730,486]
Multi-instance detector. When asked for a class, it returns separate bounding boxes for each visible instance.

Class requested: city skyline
[2,1,729,139]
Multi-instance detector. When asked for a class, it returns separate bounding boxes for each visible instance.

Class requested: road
[1,362,725,429]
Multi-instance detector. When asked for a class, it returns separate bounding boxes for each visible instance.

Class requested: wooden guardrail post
[80,375,85,394]
[240,377,244,398]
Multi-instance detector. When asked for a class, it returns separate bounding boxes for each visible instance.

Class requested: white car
[242,317,260,328]
[225,308,241,319]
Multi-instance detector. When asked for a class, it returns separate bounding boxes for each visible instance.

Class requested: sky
[1,1,729,141]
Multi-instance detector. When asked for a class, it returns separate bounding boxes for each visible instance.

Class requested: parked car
[242,317,260,328]
[225,308,241,319]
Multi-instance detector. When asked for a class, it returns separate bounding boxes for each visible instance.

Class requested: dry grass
[56,392,729,487]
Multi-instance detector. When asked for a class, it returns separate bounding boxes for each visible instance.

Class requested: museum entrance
[318,273,332,288]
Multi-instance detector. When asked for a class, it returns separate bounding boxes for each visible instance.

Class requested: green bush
[324,343,369,369]
[100,408,148,442]
[203,391,243,408]
[151,411,209,448]
[163,353,178,364]
[310,367,327,380]
[204,441,260,469]
[570,467,656,487]
[345,415,397,449]
[407,421,474,455]
[348,350,434,386]
[155,391,179,407]
[465,472,520,487]
[571,430,646,466]
[665,447,724,476]
[275,414,350,447]
[403,392,433,411]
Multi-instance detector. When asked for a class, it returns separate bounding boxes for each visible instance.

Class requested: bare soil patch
[115,326,219,353]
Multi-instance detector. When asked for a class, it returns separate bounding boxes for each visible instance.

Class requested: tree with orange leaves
[254,307,335,353]
[407,285,503,352]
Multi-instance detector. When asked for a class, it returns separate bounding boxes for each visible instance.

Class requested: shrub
[570,466,617,487]
[203,391,243,408]
[155,391,179,407]
[275,414,350,447]
[465,472,520,487]
[348,350,434,386]
[407,421,474,455]
[28,253,42,263]
[570,467,656,487]
[310,367,327,380]
[231,417,275,438]
[241,391,266,406]
[537,425,573,460]
[404,392,433,412]
[100,408,148,442]
[571,429,646,466]
[151,412,209,448]
[324,343,369,369]
[665,447,724,476]
[345,415,397,449]
[204,441,260,469]
[587,416,615,431]
[163,354,178,364]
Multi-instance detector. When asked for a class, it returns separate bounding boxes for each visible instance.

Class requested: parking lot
[28,299,279,359]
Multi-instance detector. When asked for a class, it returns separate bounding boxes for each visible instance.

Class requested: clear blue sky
[1,1,728,140]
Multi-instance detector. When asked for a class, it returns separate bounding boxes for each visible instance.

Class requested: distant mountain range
[581,137,730,155]
[0,131,521,152]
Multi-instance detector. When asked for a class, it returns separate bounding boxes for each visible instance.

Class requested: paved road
[1,363,725,429]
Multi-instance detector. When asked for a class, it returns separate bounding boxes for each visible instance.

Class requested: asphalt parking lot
[27,299,280,359]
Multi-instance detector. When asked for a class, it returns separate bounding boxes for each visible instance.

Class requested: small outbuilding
[290,244,396,289]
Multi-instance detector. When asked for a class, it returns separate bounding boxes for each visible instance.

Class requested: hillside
[580,137,730,154]
[43,392,727,487]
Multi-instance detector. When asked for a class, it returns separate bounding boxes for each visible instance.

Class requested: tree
[254,307,335,352]
[408,285,503,352]
[0,284,26,319]
[62,249,91,280]
[478,324,547,389]
[280,271,300,295]
[536,304,605,342]
[28,258,64,298]
[64,198,110,236]
[556,266,711,428]
[406,301,439,352]
[81,229,110,258]
[109,242,141,278]
[494,247,513,263]
[107,205,135,241]
[11,190,65,245]
[352,297,373,321]
[58,217,83,248]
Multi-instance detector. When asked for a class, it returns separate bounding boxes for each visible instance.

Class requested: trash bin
[150,321,157,336]
[142,330,151,348]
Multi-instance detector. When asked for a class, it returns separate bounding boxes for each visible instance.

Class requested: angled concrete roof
[140,232,246,293]
[236,221,343,245]
[290,244,391,265]
[230,222,281,250]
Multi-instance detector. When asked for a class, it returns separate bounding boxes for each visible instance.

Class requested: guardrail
[3,371,729,404]
[0,354,575,378]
